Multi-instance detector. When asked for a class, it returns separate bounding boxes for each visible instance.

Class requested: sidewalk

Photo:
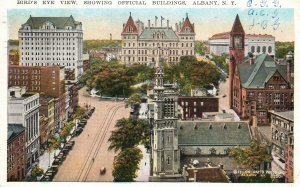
[38,148,60,173]
[136,145,150,182]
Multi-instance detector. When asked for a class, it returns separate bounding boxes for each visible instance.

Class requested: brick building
[285,144,293,183]
[39,115,49,149]
[7,124,26,181]
[66,82,79,116]
[229,15,293,125]
[39,95,55,135]
[8,65,65,98]
[178,96,218,120]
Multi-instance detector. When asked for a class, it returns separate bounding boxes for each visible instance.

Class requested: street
[52,88,130,181]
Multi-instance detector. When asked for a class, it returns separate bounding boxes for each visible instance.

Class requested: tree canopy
[229,140,272,170]
[108,118,150,152]
[112,147,143,182]
[163,56,222,95]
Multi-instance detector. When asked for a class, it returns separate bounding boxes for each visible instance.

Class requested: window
[268,46,272,53]
[257,46,261,53]
[251,46,255,53]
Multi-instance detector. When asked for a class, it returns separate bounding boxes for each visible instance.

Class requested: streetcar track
[75,102,124,181]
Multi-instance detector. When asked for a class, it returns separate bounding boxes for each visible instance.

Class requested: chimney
[167,20,169,29]
[123,23,125,29]
[148,20,150,28]
[175,23,178,32]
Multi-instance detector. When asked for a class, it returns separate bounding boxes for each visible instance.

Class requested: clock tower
[229,14,245,109]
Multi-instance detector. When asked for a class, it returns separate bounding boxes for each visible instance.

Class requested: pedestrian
[145,162,146,166]
[92,158,94,162]
[88,134,89,137]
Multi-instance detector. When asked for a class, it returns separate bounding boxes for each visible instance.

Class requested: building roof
[22,15,80,29]
[122,13,138,34]
[230,14,245,34]
[238,54,288,88]
[179,16,195,33]
[269,111,294,122]
[178,121,251,146]
[8,124,25,142]
[186,167,229,182]
[209,32,274,40]
[139,27,178,40]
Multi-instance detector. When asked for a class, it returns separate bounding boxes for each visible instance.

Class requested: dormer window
[24,26,30,30]
[127,27,133,33]
[65,26,72,30]
[184,27,190,33]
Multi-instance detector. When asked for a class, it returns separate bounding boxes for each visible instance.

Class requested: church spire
[154,47,164,88]
[231,14,245,34]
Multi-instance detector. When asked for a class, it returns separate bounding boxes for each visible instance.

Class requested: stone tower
[152,47,180,176]
[229,14,245,109]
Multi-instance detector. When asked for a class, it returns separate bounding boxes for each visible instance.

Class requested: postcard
[1,0,299,186]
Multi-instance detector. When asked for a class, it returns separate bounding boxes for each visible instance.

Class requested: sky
[7,8,294,41]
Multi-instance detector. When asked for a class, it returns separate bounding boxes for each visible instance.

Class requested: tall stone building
[19,15,83,81]
[8,87,40,171]
[121,13,195,66]
[150,48,181,180]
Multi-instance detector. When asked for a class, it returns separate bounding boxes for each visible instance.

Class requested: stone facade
[270,111,293,178]
[39,95,55,135]
[121,13,195,66]
[209,32,275,58]
[19,15,83,81]
[8,87,40,171]
[151,48,180,177]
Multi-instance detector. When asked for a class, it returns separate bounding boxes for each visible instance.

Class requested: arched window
[257,46,261,53]
[251,46,255,53]
[268,46,272,53]
[262,46,266,53]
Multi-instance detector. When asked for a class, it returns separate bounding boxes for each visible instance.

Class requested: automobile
[100,167,106,175]
[75,127,83,136]
[222,94,227,98]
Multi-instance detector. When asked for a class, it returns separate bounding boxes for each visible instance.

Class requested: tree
[195,41,205,55]
[125,93,142,108]
[112,147,143,182]
[31,165,44,180]
[108,118,150,152]
[275,41,294,59]
[229,140,272,170]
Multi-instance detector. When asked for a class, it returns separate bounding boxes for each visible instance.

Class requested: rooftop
[22,15,81,30]
[139,27,178,40]
[269,111,294,122]
[178,121,251,146]
[186,167,229,182]
[8,124,25,142]
[238,54,288,89]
